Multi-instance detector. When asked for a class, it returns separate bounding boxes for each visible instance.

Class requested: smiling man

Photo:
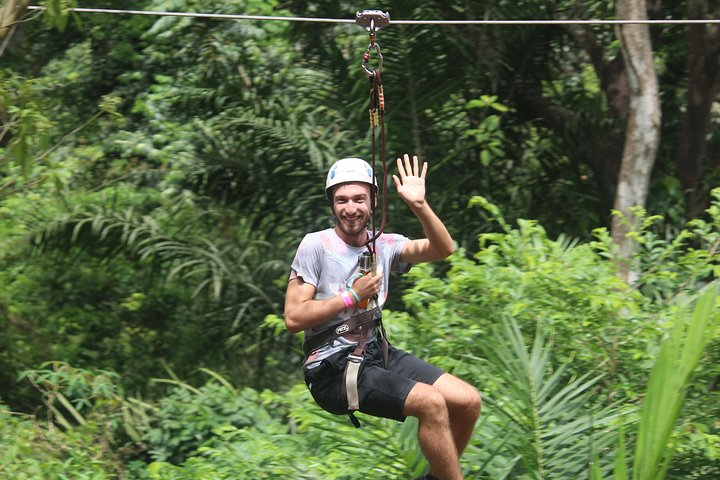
[284,155,481,480]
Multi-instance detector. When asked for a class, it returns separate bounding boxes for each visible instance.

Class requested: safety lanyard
[356,10,390,274]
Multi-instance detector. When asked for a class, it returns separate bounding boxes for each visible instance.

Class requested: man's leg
[403,382,464,480]
[432,373,482,455]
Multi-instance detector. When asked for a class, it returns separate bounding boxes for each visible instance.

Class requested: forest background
[1,1,719,479]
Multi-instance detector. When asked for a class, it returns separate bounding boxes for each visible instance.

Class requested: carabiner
[361,42,383,76]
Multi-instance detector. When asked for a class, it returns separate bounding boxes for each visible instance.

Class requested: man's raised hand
[392,153,428,208]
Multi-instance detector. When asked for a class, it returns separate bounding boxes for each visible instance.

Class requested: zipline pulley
[356,10,390,76]
[355,9,390,32]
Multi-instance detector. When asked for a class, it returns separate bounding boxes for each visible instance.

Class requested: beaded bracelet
[340,291,354,309]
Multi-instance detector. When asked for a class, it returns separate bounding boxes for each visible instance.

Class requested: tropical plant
[467,316,622,479]
[144,382,428,479]
[135,370,278,464]
[387,192,720,478]
[0,362,127,479]
[0,407,121,479]
[2,1,720,478]
[612,281,719,480]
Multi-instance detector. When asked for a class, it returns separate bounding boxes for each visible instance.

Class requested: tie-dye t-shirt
[289,228,410,369]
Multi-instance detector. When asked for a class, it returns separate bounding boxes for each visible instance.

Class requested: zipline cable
[24,6,720,25]
[26,5,354,23]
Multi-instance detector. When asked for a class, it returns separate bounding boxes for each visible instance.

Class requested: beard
[334,212,370,238]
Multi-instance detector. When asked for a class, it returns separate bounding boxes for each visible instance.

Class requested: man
[284,154,481,480]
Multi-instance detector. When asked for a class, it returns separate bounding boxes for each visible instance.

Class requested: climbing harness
[302,306,384,429]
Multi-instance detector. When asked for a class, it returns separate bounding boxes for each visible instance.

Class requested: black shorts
[304,340,445,422]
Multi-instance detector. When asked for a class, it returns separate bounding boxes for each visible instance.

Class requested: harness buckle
[347,354,364,363]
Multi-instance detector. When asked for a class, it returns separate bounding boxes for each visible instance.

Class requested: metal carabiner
[361,42,383,76]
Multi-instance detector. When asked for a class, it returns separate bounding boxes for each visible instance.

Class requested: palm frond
[34,203,287,318]
[631,281,719,480]
[477,316,621,478]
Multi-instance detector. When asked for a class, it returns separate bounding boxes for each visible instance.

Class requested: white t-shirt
[289,228,410,369]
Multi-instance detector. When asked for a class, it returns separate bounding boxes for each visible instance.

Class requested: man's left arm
[393,154,455,264]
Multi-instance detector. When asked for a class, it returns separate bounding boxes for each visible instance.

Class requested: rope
[359,17,388,266]
[365,70,388,259]
[24,6,720,25]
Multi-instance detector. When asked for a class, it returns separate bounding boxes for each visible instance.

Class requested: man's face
[332,182,372,238]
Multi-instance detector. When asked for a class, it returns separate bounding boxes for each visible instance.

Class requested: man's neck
[333,226,368,248]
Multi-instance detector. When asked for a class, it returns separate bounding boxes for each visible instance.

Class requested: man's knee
[465,386,482,418]
[404,383,449,422]
[434,374,482,417]
[451,382,481,422]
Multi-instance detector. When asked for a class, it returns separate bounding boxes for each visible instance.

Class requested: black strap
[348,412,362,428]
[302,307,381,356]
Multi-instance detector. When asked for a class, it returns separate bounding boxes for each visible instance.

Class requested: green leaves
[18,361,124,422]
[475,317,619,479]
[631,281,719,480]
[40,0,80,32]
[1,1,719,478]
[394,194,720,477]
[0,74,54,173]
[0,408,119,479]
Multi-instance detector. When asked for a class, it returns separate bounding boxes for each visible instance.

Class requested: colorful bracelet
[340,291,354,309]
[345,273,364,289]
[347,287,361,304]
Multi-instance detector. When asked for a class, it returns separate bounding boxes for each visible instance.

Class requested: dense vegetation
[1,1,718,478]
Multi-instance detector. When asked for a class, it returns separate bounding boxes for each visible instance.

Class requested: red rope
[365,70,387,257]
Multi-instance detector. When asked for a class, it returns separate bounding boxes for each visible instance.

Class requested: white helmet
[325,157,378,200]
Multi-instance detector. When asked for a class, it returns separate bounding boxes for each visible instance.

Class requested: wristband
[340,291,354,309]
[345,273,364,289]
[347,287,361,304]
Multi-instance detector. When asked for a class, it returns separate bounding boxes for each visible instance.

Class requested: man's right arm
[284,277,347,334]
[284,273,383,334]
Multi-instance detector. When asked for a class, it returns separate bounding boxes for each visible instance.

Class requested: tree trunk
[675,0,720,215]
[562,21,630,120]
[0,0,30,56]
[611,0,661,282]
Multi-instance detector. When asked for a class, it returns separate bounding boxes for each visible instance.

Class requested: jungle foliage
[1,0,719,478]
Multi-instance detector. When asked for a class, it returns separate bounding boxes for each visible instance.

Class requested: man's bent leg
[432,373,482,455]
[403,382,463,480]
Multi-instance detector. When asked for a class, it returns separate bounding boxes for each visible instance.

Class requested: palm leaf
[477,315,621,478]
[632,281,719,480]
